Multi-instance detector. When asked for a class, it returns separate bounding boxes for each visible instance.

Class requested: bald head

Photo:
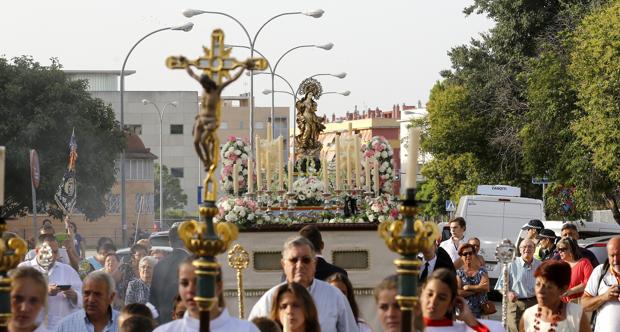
[608,236,620,273]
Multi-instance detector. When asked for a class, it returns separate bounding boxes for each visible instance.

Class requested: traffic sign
[30,149,40,188]
[445,200,456,212]
[531,177,551,185]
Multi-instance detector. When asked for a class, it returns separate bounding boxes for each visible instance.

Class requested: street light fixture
[141,99,178,226]
[323,90,351,96]
[183,8,324,154]
[119,22,193,246]
[310,72,347,79]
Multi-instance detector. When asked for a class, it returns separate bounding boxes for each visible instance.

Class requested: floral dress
[456,267,488,318]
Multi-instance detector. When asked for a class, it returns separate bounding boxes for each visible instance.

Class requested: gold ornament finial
[227,244,250,318]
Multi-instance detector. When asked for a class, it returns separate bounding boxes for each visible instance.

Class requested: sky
[0,0,494,118]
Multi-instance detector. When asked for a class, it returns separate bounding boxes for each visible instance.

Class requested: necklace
[533,302,564,332]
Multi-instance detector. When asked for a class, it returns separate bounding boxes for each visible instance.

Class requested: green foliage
[544,183,593,221]
[569,0,620,182]
[417,153,490,216]
[154,164,188,216]
[0,56,124,219]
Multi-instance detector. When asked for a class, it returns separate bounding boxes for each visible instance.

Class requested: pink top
[564,258,593,301]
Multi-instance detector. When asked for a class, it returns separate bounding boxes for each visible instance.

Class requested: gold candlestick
[227,244,250,319]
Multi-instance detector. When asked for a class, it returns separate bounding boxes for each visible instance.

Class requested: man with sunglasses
[494,239,540,332]
[248,236,358,332]
[18,233,83,330]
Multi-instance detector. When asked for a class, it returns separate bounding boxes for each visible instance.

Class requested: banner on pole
[54,130,78,215]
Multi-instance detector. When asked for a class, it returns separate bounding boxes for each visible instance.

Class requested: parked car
[149,231,170,247]
[579,235,616,265]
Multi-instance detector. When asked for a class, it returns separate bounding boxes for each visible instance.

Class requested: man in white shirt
[582,236,620,332]
[18,233,83,330]
[439,217,466,263]
[248,236,358,332]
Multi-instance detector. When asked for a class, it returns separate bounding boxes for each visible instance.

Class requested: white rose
[239,209,246,217]
[225,214,237,222]
[228,147,235,153]
[368,214,375,221]
[244,146,250,152]
[247,213,254,220]
[224,151,230,158]
[381,151,388,158]
[388,150,393,156]
[222,201,231,210]
[235,149,242,155]
[382,161,389,168]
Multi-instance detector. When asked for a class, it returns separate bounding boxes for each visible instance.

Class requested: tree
[154,164,188,217]
[0,56,124,220]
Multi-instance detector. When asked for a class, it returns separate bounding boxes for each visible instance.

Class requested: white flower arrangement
[361,136,396,194]
[362,193,400,223]
[214,196,267,226]
[220,136,250,194]
[292,176,325,205]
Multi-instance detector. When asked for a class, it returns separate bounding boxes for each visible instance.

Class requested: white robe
[153,308,259,332]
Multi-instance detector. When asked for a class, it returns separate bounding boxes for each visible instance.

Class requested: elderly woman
[520,260,591,332]
[556,237,593,302]
[117,243,148,302]
[125,256,157,304]
[456,243,489,318]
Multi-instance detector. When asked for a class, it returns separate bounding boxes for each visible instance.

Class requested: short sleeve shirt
[584,265,620,332]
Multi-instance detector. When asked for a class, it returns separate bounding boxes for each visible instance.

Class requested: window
[170,167,184,178]
[135,192,154,214]
[105,193,121,214]
[125,124,142,135]
[332,250,369,270]
[220,122,229,129]
[253,251,282,271]
[123,159,154,180]
[170,124,183,135]
[255,122,264,129]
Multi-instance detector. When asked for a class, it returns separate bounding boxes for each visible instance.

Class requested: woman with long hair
[327,273,372,332]
[269,282,321,332]
[8,266,50,332]
[153,257,259,332]
[556,237,593,302]
[420,268,500,331]
[520,260,591,332]
[456,243,489,318]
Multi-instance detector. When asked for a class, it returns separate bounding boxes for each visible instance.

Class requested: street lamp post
[183,8,324,154]
[142,100,177,226]
[119,22,193,245]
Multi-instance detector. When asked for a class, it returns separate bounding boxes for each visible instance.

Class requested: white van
[452,185,544,281]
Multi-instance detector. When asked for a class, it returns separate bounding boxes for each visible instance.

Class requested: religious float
[166,28,437,332]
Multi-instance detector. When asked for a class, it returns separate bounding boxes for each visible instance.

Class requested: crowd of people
[5,216,620,332]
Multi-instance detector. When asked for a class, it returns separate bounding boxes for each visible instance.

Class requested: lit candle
[278,137,284,190]
[373,160,380,194]
[406,126,421,189]
[346,141,352,190]
[288,160,294,191]
[365,157,371,192]
[354,135,361,189]
[265,150,271,190]
[322,157,329,193]
[255,136,262,190]
[233,162,239,196]
[247,159,253,194]
[335,135,341,190]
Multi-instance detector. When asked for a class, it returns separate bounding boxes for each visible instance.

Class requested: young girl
[420,268,503,331]
[153,257,259,332]
[269,282,321,332]
[9,266,50,332]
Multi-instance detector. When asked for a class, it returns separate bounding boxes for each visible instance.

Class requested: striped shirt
[55,307,119,332]
[494,257,540,299]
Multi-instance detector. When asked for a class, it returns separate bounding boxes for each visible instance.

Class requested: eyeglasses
[557,247,567,252]
[288,256,313,265]
[460,251,474,257]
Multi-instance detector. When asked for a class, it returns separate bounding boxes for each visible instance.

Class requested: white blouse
[153,308,259,332]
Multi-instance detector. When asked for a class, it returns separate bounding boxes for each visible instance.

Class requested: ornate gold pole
[167,29,267,332]
[227,244,249,318]
[0,217,28,332]
[379,189,437,332]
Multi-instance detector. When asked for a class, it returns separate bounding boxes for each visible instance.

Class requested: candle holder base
[277,190,286,211]
[321,192,332,210]
[286,192,297,219]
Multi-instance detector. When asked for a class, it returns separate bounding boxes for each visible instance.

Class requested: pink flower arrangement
[361,136,395,194]
[220,136,251,194]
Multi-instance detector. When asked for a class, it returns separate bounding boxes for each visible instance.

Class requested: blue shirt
[55,306,119,332]
[494,256,540,299]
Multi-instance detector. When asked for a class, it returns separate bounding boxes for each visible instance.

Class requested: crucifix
[167,29,267,200]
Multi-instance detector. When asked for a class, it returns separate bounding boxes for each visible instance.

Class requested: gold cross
[166,29,267,84]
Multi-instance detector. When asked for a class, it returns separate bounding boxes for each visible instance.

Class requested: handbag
[481,301,497,315]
